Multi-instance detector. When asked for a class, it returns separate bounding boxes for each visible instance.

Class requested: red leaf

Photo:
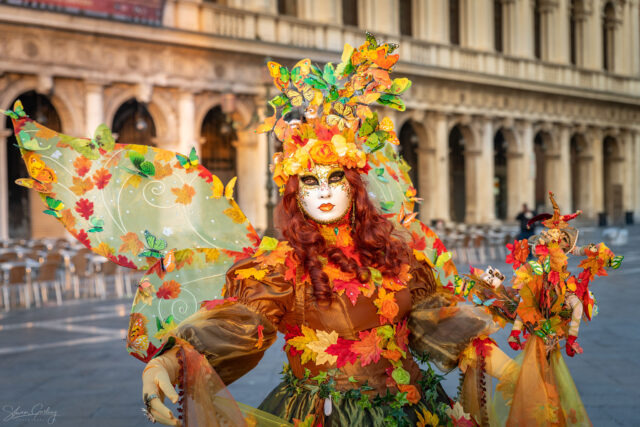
[75,198,94,220]
[73,155,92,177]
[394,319,410,351]
[93,167,112,189]
[326,337,359,368]
[350,329,382,367]
[284,254,298,283]
[156,280,181,299]
[333,278,362,305]
[197,166,213,183]
[75,229,91,248]
[201,297,237,310]
[433,238,447,255]
[408,231,426,251]
[112,254,137,269]
[283,324,303,356]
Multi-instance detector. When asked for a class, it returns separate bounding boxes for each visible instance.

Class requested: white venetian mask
[297,164,352,224]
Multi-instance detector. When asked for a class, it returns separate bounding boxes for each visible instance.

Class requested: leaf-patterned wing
[363,141,457,289]
[127,247,233,362]
[7,101,259,271]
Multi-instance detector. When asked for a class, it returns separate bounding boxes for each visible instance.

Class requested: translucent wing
[6,100,260,271]
[363,142,458,289]
[127,247,235,362]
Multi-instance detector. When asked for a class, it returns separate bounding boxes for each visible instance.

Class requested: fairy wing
[4,100,260,271]
[363,142,458,289]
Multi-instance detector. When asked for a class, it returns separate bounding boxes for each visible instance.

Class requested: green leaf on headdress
[323,63,337,86]
[269,94,288,108]
[358,113,378,137]
[304,75,329,90]
[389,78,412,95]
[281,103,293,117]
[377,94,405,111]
[380,201,394,212]
[310,64,323,77]
[337,44,355,76]
[327,87,339,102]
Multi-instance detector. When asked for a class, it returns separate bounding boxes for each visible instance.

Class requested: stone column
[85,82,104,138]
[178,91,196,156]
[462,0,493,50]
[548,0,569,63]
[629,1,640,75]
[634,131,640,222]
[424,0,449,44]
[622,131,634,213]
[502,0,516,55]
[582,2,602,70]
[479,117,495,223]
[512,0,534,58]
[360,0,399,35]
[517,119,535,211]
[554,124,572,211]
[0,129,11,240]
[588,128,604,220]
[235,129,267,232]
[424,112,450,222]
[298,0,340,24]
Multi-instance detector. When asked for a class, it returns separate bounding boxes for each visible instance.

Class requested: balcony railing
[165,1,640,99]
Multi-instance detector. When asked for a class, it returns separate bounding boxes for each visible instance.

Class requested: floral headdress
[257,33,412,189]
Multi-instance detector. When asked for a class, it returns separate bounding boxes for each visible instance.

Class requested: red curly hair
[276,168,411,304]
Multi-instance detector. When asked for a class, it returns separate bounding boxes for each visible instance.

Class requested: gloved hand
[142,346,182,426]
[565,335,583,357]
[507,329,523,351]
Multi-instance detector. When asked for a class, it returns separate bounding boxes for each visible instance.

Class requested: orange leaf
[92,167,112,189]
[350,329,382,367]
[73,155,92,177]
[70,176,94,196]
[153,148,174,163]
[119,232,144,256]
[171,184,196,205]
[60,209,77,232]
[156,280,181,299]
[94,242,115,258]
[154,161,173,179]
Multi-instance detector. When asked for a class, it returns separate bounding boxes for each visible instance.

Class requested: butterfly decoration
[15,130,50,151]
[380,201,395,212]
[23,152,57,189]
[65,124,116,160]
[472,294,496,307]
[139,230,167,258]
[374,167,388,183]
[162,249,176,273]
[15,178,52,193]
[120,151,156,178]
[528,260,544,275]
[176,147,199,170]
[542,256,551,273]
[534,319,554,338]
[1,100,27,120]
[87,216,104,233]
[326,102,355,130]
[454,275,474,297]
[43,196,64,218]
[268,61,291,92]
[609,255,623,269]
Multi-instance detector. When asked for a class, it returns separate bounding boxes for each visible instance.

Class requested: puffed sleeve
[171,255,295,385]
[406,257,498,372]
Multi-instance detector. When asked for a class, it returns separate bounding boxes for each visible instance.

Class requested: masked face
[297,164,352,224]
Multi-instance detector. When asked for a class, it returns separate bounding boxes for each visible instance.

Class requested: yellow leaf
[124,174,142,189]
[287,325,318,364]
[200,248,220,263]
[256,115,276,133]
[127,144,148,155]
[119,232,144,256]
[211,175,224,199]
[225,176,237,200]
[306,330,339,366]
[235,267,267,281]
[94,242,115,258]
[224,202,247,224]
[70,176,94,196]
[153,148,174,163]
[171,184,196,205]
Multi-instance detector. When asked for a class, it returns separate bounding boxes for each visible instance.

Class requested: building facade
[1,0,639,239]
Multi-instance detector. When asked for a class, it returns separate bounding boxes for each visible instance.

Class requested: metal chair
[69,252,95,299]
[3,265,33,311]
[95,261,125,298]
[34,262,63,306]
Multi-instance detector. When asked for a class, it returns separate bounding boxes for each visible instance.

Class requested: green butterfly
[175,147,200,170]
[365,31,398,53]
[1,100,27,120]
[87,216,104,233]
[358,113,379,138]
[14,130,50,151]
[543,256,551,273]
[435,251,452,268]
[156,315,176,336]
[380,201,395,212]
[139,230,167,258]
[528,260,543,275]
[43,196,64,218]
[65,124,116,160]
[374,167,388,183]
[120,151,156,178]
[609,255,624,269]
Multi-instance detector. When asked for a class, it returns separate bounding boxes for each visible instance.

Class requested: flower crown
[257,33,412,189]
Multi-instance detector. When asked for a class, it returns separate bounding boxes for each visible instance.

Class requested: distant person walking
[516,204,536,240]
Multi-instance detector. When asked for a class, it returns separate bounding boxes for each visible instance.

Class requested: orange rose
[380,298,399,321]
[309,141,339,164]
[398,384,421,404]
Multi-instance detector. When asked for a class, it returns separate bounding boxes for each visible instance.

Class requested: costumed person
[6,34,521,426]
[476,192,622,426]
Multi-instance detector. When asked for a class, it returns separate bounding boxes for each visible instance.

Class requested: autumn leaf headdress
[257,33,412,189]
[528,192,581,252]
